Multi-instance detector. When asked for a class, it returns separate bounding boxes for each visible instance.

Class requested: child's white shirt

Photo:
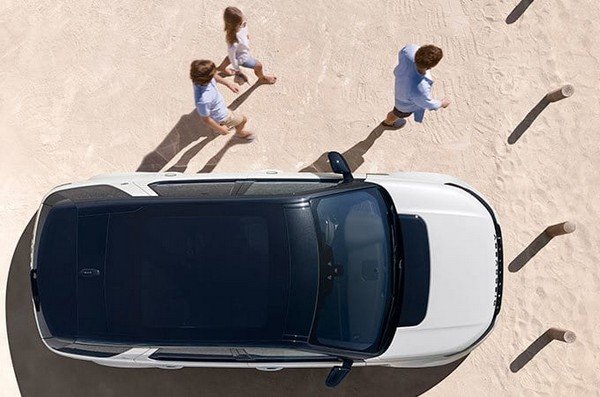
[227,25,251,71]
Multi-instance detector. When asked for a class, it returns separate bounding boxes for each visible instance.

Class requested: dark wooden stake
[545,221,576,237]
[545,84,574,102]
[547,328,576,343]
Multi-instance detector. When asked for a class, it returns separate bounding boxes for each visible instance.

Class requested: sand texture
[1,0,600,396]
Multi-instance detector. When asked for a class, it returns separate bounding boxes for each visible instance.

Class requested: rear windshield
[76,200,290,344]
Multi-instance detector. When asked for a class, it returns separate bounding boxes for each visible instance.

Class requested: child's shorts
[240,56,258,69]
[220,110,246,129]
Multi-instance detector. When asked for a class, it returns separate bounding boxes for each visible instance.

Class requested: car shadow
[301,123,403,173]
[7,213,466,397]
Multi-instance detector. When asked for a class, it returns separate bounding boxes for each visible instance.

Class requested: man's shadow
[301,122,405,173]
[137,81,264,173]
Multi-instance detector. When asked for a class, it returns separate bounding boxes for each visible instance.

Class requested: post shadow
[508,231,551,272]
[7,212,466,397]
[506,0,535,24]
[510,330,554,372]
[137,110,217,172]
[198,136,253,173]
[507,96,549,144]
[301,123,403,173]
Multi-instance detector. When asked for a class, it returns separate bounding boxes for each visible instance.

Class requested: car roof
[35,181,395,356]
[36,196,319,345]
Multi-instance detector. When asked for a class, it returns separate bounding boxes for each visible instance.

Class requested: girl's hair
[224,6,244,45]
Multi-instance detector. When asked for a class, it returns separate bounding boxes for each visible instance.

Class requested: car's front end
[365,173,502,367]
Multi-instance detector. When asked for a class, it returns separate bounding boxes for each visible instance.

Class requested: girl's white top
[227,24,251,71]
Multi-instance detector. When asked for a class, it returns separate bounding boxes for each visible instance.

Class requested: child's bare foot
[258,75,277,84]
[221,67,236,76]
[234,130,255,140]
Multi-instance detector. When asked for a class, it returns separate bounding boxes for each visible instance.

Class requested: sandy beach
[1,0,599,395]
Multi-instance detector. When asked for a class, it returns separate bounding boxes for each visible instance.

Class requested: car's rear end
[29,180,314,367]
[30,185,146,364]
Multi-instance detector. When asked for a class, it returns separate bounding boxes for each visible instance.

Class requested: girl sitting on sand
[217,6,277,85]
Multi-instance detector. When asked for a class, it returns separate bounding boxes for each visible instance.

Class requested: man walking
[383,44,450,127]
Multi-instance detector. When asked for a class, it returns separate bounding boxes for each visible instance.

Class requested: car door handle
[156,364,183,370]
[255,367,283,372]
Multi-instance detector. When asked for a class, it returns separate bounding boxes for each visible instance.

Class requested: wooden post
[545,221,576,237]
[547,328,576,343]
[545,84,574,103]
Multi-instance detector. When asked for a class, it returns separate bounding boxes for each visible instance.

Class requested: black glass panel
[150,182,236,198]
[75,200,290,344]
[243,181,338,196]
[396,214,430,327]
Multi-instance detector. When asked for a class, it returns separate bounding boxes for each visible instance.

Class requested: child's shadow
[198,135,254,173]
[137,81,264,173]
[137,110,217,172]
[228,80,264,111]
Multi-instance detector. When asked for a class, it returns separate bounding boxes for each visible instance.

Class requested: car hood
[369,179,499,360]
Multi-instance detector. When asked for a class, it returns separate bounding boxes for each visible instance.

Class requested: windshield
[310,187,396,352]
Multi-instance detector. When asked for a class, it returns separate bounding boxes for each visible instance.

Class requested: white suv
[30,152,502,387]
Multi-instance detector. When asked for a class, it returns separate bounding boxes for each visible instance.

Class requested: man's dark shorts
[392,107,413,118]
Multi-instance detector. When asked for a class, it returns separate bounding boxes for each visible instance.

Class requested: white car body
[31,169,502,371]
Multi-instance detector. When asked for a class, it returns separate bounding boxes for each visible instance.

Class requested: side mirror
[327,152,353,183]
[325,359,353,388]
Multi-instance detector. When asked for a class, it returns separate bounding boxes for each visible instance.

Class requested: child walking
[190,60,254,140]
[217,6,277,85]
